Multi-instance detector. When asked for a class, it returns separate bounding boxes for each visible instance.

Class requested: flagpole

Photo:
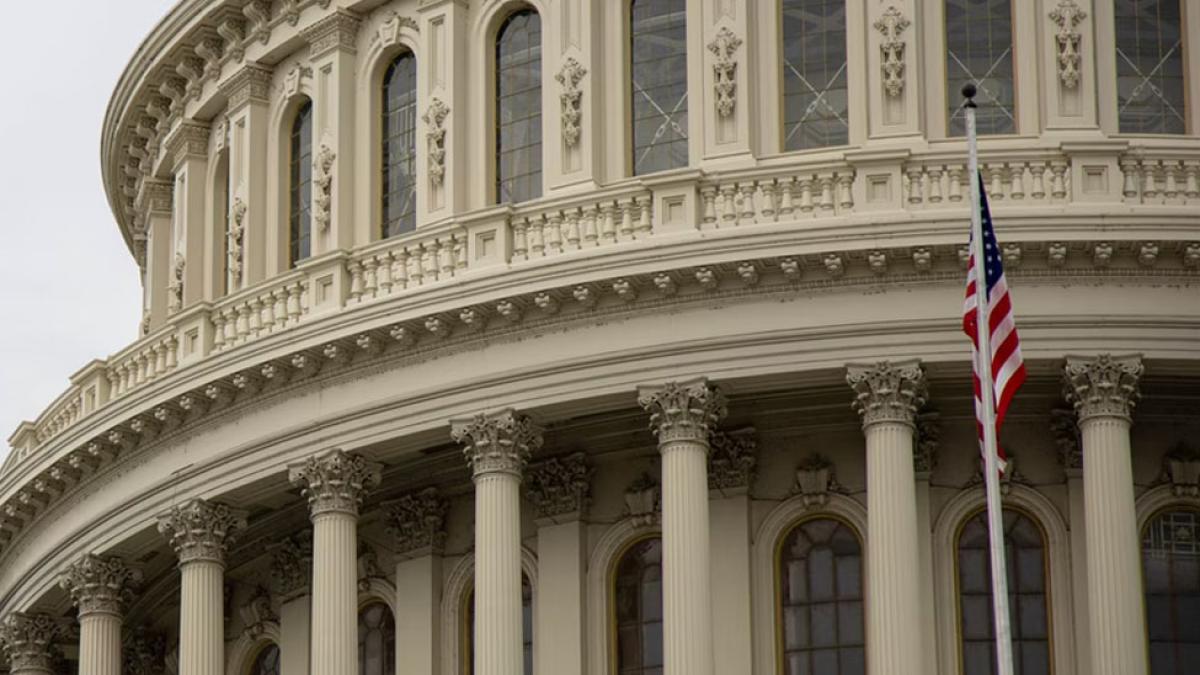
[963,82,1016,675]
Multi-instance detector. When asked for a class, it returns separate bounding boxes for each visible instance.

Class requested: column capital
[219,62,272,110]
[156,499,247,566]
[451,409,543,478]
[302,9,361,58]
[58,554,141,618]
[524,452,591,523]
[637,378,727,445]
[0,613,62,674]
[385,488,448,559]
[846,360,927,428]
[1063,354,1143,423]
[288,449,382,518]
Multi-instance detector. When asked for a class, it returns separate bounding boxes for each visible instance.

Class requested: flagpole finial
[962,83,978,107]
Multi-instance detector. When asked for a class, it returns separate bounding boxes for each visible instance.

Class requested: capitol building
[2,1,1199,675]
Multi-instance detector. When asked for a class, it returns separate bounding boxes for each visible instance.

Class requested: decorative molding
[59,554,140,618]
[156,499,247,565]
[384,487,447,558]
[122,628,166,675]
[238,587,277,639]
[356,541,384,592]
[303,10,362,58]
[0,613,62,674]
[1162,444,1200,498]
[217,17,246,62]
[1050,408,1082,471]
[242,0,272,44]
[794,454,839,508]
[1049,0,1087,89]
[637,378,727,445]
[422,98,449,187]
[706,27,742,118]
[374,11,419,47]
[167,252,186,315]
[221,63,273,109]
[288,449,382,517]
[525,452,591,522]
[874,6,910,98]
[451,409,543,478]
[555,58,587,147]
[165,122,209,164]
[268,532,312,599]
[913,411,940,475]
[282,63,312,99]
[624,472,660,526]
[313,145,335,232]
[708,427,756,494]
[846,359,926,428]
[228,198,247,290]
[1063,354,1143,423]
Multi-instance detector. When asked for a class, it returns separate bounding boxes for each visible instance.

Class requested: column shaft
[660,440,713,675]
[474,472,525,675]
[311,511,360,675]
[179,560,224,675]
[78,614,121,675]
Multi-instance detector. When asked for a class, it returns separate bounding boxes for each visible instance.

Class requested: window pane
[1143,509,1200,675]
[382,52,418,238]
[496,10,542,204]
[1115,0,1185,133]
[782,0,848,150]
[615,538,664,675]
[945,0,1015,136]
[358,603,395,675]
[631,0,688,175]
[251,644,280,675]
[290,100,313,266]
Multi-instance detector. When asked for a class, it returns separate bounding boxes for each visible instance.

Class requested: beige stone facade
[2,1,1199,675]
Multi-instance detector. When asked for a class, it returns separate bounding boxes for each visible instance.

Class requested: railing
[9,142,1200,469]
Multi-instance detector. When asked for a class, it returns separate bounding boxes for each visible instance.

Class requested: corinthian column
[60,554,140,675]
[451,410,543,675]
[289,449,382,675]
[637,379,727,675]
[157,499,247,675]
[0,613,62,675]
[846,360,926,675]
[1064,354,1147,675]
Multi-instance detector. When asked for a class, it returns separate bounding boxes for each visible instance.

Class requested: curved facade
[2,2,1200,675]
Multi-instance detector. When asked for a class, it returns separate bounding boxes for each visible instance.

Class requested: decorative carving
[624,473,660,526]
[708,428,757,493]
[638,379,727,445]
[423,98,450,187]
[914,411,940,474]
[555,58,587,146]
[706,27,742,118]
[217,18,246,62]
[375,12,419,47]
[451,410,543,477]
[176,57,206,100]
[1051,408,1082,471]
[874,6,911,97]
[846,360,927,427]
[313,145,335,232]
[288,449,382,517]
[385,487,447,557]
[303,10,362,58]
[525,453,591,521]
[282,0,301,27]
[0,613,62,674]
[167,252,185,314]
[356,542,383,591]
[242,1,271,44]
[221,64,272,109]
[1063,354,1143,423]
[1049,0,1087,89]
[195,37,224,79]
[1163,444,1200,498]
[122,628,166,675]
[156,499,247,565]
[794,454,840,508]
[228,198,247,289]
[283,63,312,99]
[59,554,140,617]
[238,587,277,638]
[269,532,313,598]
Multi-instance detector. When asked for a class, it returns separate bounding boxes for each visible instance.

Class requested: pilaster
[694,0,756,166]
[543,0,603,193]
[871,1,922,138]
[707,429,755,675]
[139,179,174,331]
[417,0,469,220]
[387,488,448,675]
[270,534,312,675]
[166,122,211,308]
[219,63,272,287]
[1042,0,1099,130]
[0,613,62,675]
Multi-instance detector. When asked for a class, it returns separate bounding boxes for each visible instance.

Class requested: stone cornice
[288,449,381,518]
[156,499,247,566]
[59,554,140,618]
[451,410,543,478]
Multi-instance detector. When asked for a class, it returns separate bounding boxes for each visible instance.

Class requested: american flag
[962,173,1026,472]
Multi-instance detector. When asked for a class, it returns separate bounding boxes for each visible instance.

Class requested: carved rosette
[706,27,743,118]
[1049,0,1087,89]
[638,379,727,447]
[708,429,757,493]
[1063,354,1143,423]
[0,613,61,674]
[423,99,450,187]
[269,533,313,598]
[846,360,927,428]
[288,449,383,518]
[873,6,911,98]
[555,58,587,147]
[59,554,140,618]
[525,452,591,521]
[385,487,448,558]
[156,499,247,566]
[452,410,543,478]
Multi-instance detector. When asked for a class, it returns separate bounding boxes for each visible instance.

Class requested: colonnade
[0,355,1150,675]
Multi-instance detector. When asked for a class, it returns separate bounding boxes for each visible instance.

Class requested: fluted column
[157,499,247,675]
[451,410,543,675]
[289,449,382,675]
[60,554,140,675]
[1064,354,1147,675]
[0,613,62,675]
[847,360,926,675]
[637,379,727,675]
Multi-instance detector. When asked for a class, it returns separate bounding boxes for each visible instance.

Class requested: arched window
[465,576,533,675]
[249,643,280,675]
[382,51,418,238]
[495,9,542,205]
[213,147,231,295]
[781,0,848,150]
[945,0,1015,136]
[957,509,1050,675]
[1143,508,1200,675]
[358,602,395,675]
[289,100,314,266]
[777,518,864,675]
[1115,0,1185,134]
[630,0,688,175]
[614,536,663,675]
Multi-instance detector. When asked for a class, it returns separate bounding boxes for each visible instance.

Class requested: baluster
[619,198,636,239]
[778,178,796,216]
[153,344,165,377]
[421,242,438,282]
[906,167,925,204]
[362,257,379,299]
[235,303,251,342]
[286,283,303,324]
[1142,161,1159,199]
[927,168,943,203]
[211,313,226,351]
[272,290,288,331]
[947,167,964,202]
[738,183,757,223]
[700,186,718,225]
[247,298,262,337]
[798,177,815,213]
[439,238,455,277]
[407,245,424,287]
[1184,162,1200,199]
[761,180,777,221]
[259,292,275,332]
[636,195,652,236]
[347,260,364,303]
[565,208,582,250]
[107,370,122,398]
[584,205,600,247]
[1031,163,1048,200]
[546,212,564,254]
[600,203,617,244]
[393,249,410,289]
[1120,158,1140,199]
[1050,163,1067,199]
[123,363,135,393]
[836,174,854,210]
[528,215,546,256]
[512,217,529,261]
[988,166,1004,199]
[376,252,394,295]
[720,185,738,225]
[818,176,835,211]
[1163,161,1180,199]
[454,235,468,270]
[165,337,178,370]
[1010,164,1027,200]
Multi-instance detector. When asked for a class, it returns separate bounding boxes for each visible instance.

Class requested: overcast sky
[0,1,172,459]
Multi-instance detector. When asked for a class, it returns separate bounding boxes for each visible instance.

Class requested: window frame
[778,0,851,152]
[1112,0,1190,135]
[608,533,664,675]
[627,0,691,177]
[288,98,314,268]
[1140,505,1200,675]
[941,0,1020,138]
[492,5,545,205]
[380,48,419,239]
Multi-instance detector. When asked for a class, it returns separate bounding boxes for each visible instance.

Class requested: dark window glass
[631,0,688,175]
[615,537,663,675]
[382,52,418,237]
[779,518,865,675]
[358,602,395,675]
[958,510,1050,675]
[218,150,231,296]
[466,576,533,675]
[1115,0,1186,134]
[782,0,849,150]
[495,9,542,204]
[1143,509,1200,675]
[946,0,1015,136]
[289,100,314,266]
[250,643,280,675]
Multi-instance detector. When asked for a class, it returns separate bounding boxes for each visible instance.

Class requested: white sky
[0,1,174,459]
